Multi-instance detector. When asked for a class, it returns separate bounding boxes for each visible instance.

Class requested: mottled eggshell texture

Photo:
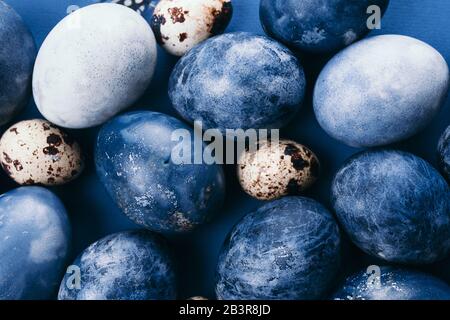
[438,125,450,181]
[0,119,84,186]
[216,197,341,300]
[169,32,306,132]
[332,150,450,264]
[58,230,177,300]
[151,0,233,56]
[333,267,450,300]
[0,187,71,300]
[238,140,319,200]
[314,35,449,147]
[32,3,157,129]
[0,1,36,126]
[260,0,390,54]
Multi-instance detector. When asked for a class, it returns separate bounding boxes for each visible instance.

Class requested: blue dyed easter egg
[33,3,157,129]
[58,230,177,300]
[95,111,225,233]
[260,0,389,54]
[169,32,306,132]
[0,187,71,300]
[314,35,449,147]
[216,197,341,300]
[438,125,450,181]
[333,266,450,300]
[332,150,450,264]
[0,1,36,126]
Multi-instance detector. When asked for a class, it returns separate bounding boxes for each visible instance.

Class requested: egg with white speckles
[32,3,157,129]
[260,0,390,54]
[0,1,36,126]
[0,119,84,186]
[58,230,177,300]
[0,187,71,299]
[151,0,233,56]
[95,111,225,233]
[438,125,450,181]
[238,140,320,200]
[314,35,449,147]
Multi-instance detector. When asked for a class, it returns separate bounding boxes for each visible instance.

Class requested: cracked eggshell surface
[260,0,390,54]
[0,1,36,126]
[151,0,233,56]
[0,187,71,300]
[95,111,225,233]
[0,119,84,186]
[314,35,449,147]
[32,3,157,129]
[58,230,177,300]
[238,140,319,200]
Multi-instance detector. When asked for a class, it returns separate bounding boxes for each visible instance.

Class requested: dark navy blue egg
[333,266,450,300]
[0,1,36,126]
[260,0,389,54]
[438,125,450,181]
[95,111,225,233]
[332,150,450,264]
[0,187,71,300]
[168,32,306,132]
[216,197,341,300]
[58,230,177,300]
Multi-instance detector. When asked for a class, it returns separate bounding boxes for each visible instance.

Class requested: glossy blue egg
[332,150,450,264]
[333,266,450,300]
[216,196,341,300]
[0,1,36,126]
[438,125,450,181]
[260,0,389,54]
[58,230,177,300]
[168,32,306,132]
[95,111,225,233]
[0,187,71,299]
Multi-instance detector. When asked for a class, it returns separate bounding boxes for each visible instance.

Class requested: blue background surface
[1,0,450,299]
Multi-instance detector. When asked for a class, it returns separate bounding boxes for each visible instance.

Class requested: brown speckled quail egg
[0,119,84,186]
[238,140,320,200]
[151,0,233,56]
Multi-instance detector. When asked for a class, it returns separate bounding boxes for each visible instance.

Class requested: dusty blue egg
[438,125,450,181]
[0,1,36,127]
[58,230,177,300]
[333,266,450,300]
[95,111,225,233]
[314,35,449,147]
[0,187,71,300]
[332,150,450,264]
[260,0,389,54]
[169,32,306,132]
[216,197,341,300]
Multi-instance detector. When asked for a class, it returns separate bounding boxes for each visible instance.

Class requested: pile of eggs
[1,0,450,300]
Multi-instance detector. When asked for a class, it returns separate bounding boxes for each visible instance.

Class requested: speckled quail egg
[0,119,84,186]
[238,140,320,200]
[151,0,233,56]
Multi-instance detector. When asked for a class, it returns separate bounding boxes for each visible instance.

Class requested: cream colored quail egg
[0,119,84,185]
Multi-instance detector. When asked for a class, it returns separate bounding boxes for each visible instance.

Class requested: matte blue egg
[0,1,36,126]
[95,111,225,233]
[168,32,306,132]
[314,35,449,147]
[0,187,71,300]
[438,125,450,181]
[58,230,177,300]
[260,0,389,54]
[332,150,450,264]
[333,266,450,300]
[216,196,341,300]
